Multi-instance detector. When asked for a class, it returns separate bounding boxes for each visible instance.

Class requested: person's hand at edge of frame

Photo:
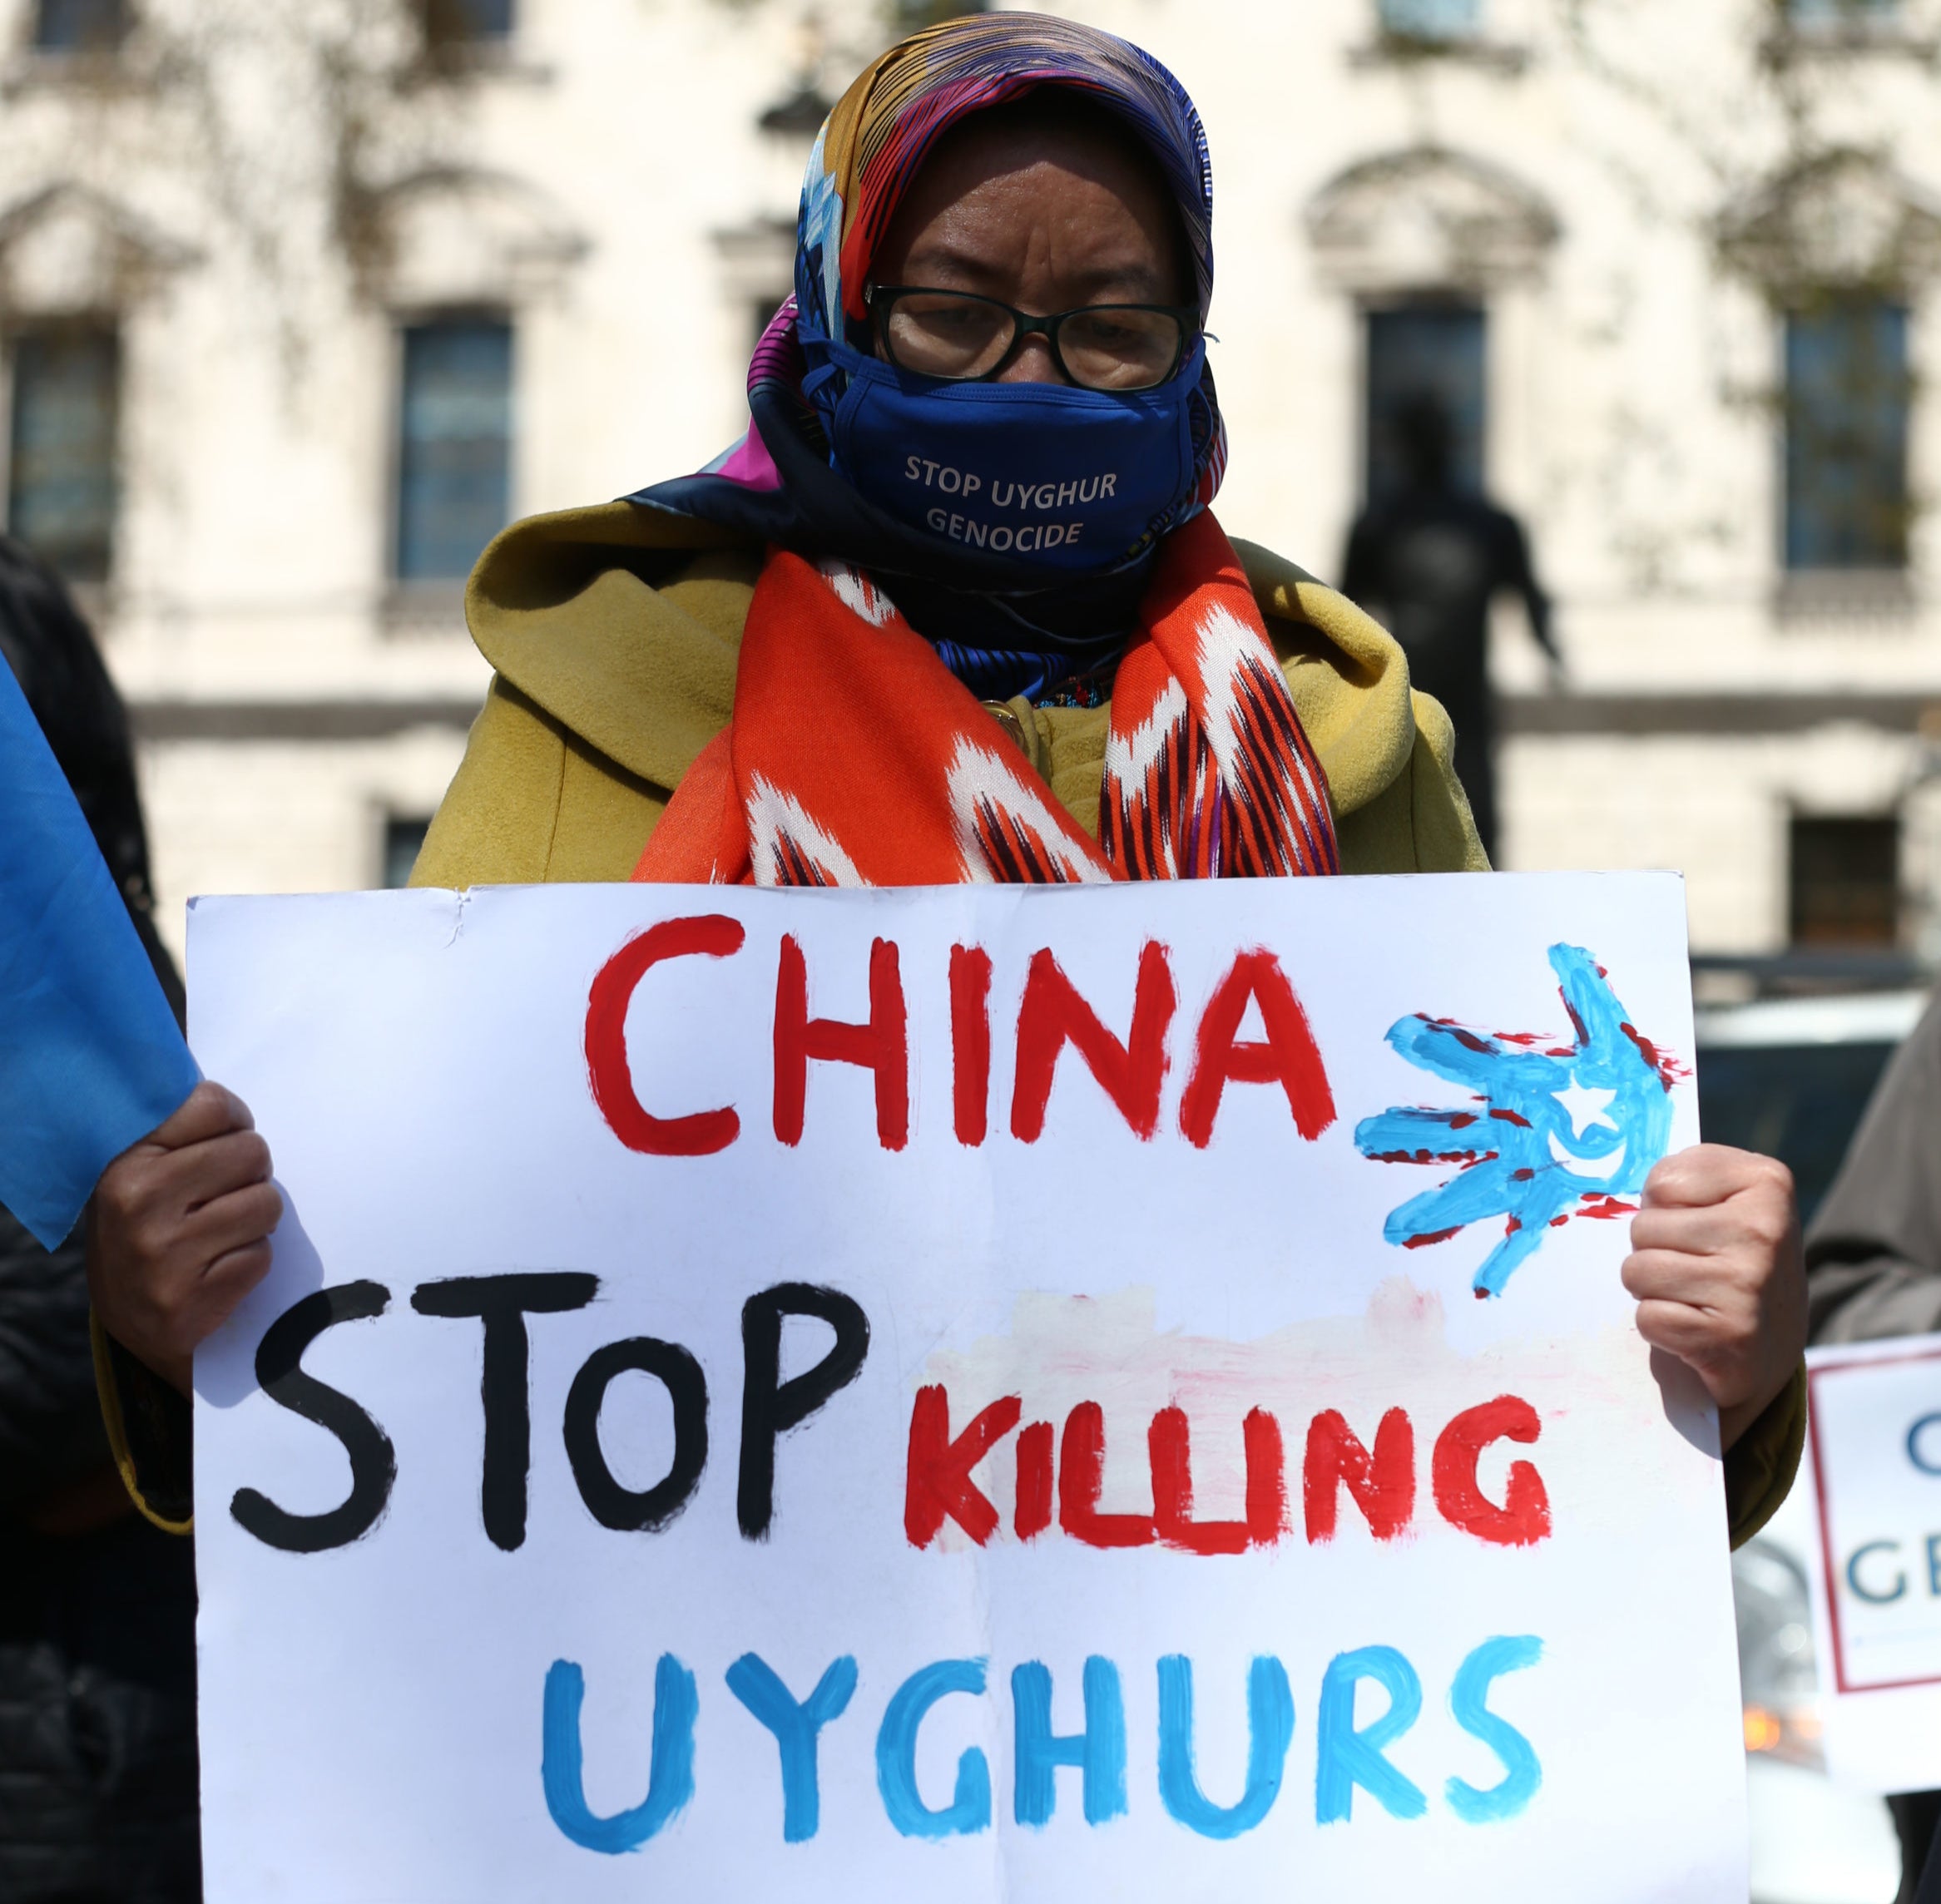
[1621,1143,1806,1453]
[85,1081,281,1397]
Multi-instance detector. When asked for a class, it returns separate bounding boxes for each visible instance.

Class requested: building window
[32,0,129,52]
[382,816,431,888]
[1785,0,1896,26]
[421,0,512,43]
[394,316,512,583]
[750,294,791,352]
[887,1,990,29]
[1790,815,1899,947]
[1364,303,1486,504]
[1784,298,1909,571]
[1377,0,1481,40]
[7,325,119,582]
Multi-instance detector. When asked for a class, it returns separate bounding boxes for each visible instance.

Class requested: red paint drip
[1577,1194,1638,1220]
[1621,1021,1688,1092]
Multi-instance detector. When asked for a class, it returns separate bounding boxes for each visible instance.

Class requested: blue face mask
[806,336,1208,575]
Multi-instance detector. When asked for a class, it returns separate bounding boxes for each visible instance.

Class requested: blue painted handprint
[1354,944,1679,1298]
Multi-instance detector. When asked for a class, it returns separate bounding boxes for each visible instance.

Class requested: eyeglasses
[864,285,1197,393]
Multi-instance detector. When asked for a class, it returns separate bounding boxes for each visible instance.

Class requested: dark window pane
[1790,815,1899,947]
[1696,1040,1898,1227]
[1785,299,1909,570]
[396,318,512,581]
[1787,0,1895,20]
[383,817,431,888]
[1379,0,1481,37]
[1364,304,1486,505]
[33,0,127,51]
[888,1,990,28]
[423,0,512,41]
[751,295,787,352]
[9,328,119,582]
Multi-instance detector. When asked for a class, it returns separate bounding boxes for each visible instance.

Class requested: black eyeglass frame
[864,284,1201,393]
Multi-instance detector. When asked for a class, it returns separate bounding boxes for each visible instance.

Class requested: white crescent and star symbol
[1547,1075,1626,1179]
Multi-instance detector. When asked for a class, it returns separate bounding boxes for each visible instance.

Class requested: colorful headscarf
[795,12,1215,343]
[630,12,1228,703]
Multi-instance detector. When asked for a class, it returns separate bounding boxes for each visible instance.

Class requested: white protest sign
[1801,1334,1941,1791]
[190,872,1745,1902]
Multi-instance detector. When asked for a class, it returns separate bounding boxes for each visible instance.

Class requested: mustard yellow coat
[102,501,1805,1546]
[411,502,1490,886]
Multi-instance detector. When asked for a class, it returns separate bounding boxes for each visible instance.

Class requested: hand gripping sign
[190,872,1746,1904]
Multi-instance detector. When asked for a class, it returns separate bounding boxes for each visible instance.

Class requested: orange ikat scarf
[632,513,1339,888]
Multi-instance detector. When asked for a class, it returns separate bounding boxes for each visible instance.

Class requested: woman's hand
[1621,1144,1806,1451]
[86,1082,282,1397]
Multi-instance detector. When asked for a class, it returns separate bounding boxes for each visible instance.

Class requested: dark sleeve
[0,901,185,1515]
[1723,1365,1806,1548]
[1806,996,1941,1342]
[1339,512,1383,612]
[95,1316,194,1531]
[89,915,196,1530]
[1492,510,1559,663]
[0,1214,111,1511]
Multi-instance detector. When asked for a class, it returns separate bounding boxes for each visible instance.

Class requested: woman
[1,537,201,1901]
[90,13,1804,1541]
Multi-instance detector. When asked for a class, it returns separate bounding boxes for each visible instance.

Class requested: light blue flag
[0,656,199,1248]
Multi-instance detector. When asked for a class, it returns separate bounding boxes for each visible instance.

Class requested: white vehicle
[1738,1470,1902,1903]
[1699,980,1929,1904]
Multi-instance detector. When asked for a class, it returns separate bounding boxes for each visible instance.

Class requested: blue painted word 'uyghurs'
[541,1639,1543,1852]
[1354,944,1677,1297]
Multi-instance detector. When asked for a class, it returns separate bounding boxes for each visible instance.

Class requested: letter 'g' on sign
[876,1659,993,1838]
[1432,1397,1552,1547]
[1847,1540,1908,1605]
[1908,1412,1941,1475]
[586,915,745,1156]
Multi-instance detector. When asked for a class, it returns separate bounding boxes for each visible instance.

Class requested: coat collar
[464,501,1417,818]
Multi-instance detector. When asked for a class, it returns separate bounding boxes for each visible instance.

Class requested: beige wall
[2,0,1937,959]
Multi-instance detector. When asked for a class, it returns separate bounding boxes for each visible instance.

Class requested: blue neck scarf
[626,17,1226,704]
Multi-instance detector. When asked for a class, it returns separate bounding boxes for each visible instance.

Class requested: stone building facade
[2,0,1938,964]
